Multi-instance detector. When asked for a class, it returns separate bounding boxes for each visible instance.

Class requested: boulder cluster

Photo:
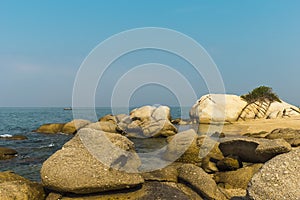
[3,126,298,199]
[2,98,300,199]
[35,105,178,138]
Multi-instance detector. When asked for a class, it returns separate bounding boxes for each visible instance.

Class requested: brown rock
[0,147,17,160]
[163,130,201,164]
[84,121,118,133]
[214,164,263,189]
[0,135,28,140]
[62,119,91,134]
[178,164,227,200]
[266,128,300,147]
[35,123,65,134]
[216,155,242,171]
[0,171,45,200]
[219,137,291,163]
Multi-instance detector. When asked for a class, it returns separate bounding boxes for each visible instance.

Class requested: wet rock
[214,164,263,189]
[41,128,144,194]
[0,147,17,160]
[247,148,300,200]
[0,135,28,140]
[35,123,65,134]
[163,130,201,164]
[0,171,45,200]
[178,164,227,200]
[219,137,291,163]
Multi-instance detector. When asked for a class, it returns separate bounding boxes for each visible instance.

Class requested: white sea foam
[0,134,13,138]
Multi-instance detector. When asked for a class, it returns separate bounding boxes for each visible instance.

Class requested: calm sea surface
[0,107,191,182]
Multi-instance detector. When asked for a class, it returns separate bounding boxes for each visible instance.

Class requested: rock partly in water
[214,164,263,189]
[178,164,227,200]
[0,147,17,160]
[247,148,300,200]
[219,137,291,163]
[0,135,28,140]
[41,128,144,194]
[189,94,300,123]
[35,123,65,134]
[119,105,177,138]
[163,129,201,164]
[62,119,91,134]
[266,128,300,147]
[0,171,45,200]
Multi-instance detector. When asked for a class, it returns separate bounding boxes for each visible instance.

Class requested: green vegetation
[241,86,281,103]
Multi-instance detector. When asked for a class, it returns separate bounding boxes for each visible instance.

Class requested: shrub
[241,86,281,103]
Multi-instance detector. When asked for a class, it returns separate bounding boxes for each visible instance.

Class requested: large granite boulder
[190,94,300,123]
[41,128,144,194]
[219,137,291,163]
[247,148,300,200]
[119,105,177,138]
[266,128,300,147]
[178,164,227,200]
[62,119,91,134]
[0,171,45,200]
[84,121,118,133]
[0,147,17,160]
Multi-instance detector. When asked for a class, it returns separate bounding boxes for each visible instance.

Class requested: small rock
[217,155,242,171]
[0,147,17,160]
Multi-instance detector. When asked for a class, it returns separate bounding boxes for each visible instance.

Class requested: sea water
[0,107,191,181]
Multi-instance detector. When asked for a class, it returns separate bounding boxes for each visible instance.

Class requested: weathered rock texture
[0,171,45,200]
[190,94,300,123]
[118,105,177,138]
[41,128,144,194]
[219,137,291,163]
[247,148,300,200]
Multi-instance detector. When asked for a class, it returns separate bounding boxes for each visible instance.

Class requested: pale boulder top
[190,94,300,123]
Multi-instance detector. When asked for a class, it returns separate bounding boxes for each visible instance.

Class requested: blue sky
[0,0,299,107]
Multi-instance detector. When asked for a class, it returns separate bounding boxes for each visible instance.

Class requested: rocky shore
[1,93,300,199]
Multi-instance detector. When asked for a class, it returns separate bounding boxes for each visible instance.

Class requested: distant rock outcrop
[190,94,300,123]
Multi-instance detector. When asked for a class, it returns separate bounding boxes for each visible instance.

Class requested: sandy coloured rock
[178,164,227,200]
[41,128,144,194]
[0,171,45,200]
[247,148,300,200]
[219,137,291,163]
[62,119,91,134]
[190,94,300,123]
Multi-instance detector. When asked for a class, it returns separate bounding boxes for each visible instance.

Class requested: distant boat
[64,107,72,110]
